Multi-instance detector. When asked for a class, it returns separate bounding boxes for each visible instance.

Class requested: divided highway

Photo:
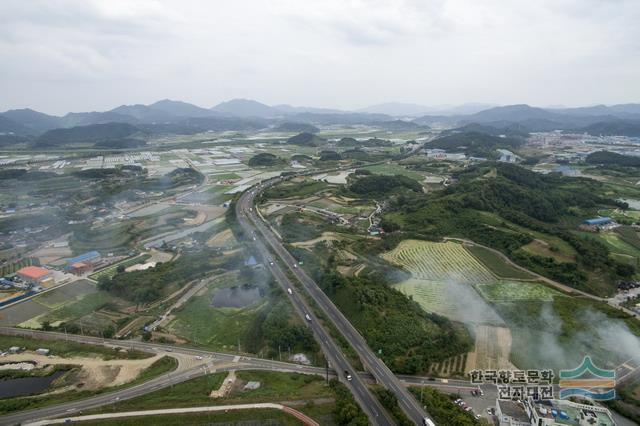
[236,189,395,425]
[237,178,434,425]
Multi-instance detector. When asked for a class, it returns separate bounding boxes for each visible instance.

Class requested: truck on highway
[304,313,312,321]
[423,418,435,426]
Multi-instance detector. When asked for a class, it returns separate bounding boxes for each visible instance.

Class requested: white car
[287,288,293,295]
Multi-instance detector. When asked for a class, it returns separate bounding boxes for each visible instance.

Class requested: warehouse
[16,266,54,286]
[583,217,612,226]
[66,251,101,266]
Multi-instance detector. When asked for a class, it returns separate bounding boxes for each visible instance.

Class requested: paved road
[235,191,395,425]
[24,403,319,426]
[238,178,433,425]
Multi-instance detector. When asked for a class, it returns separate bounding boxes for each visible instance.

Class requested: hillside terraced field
[383,240,504,324]
[382,240,496,284]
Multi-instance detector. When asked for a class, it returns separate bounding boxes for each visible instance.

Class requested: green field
[90,370,334,414]
[361,163,424,180]
[0,334,150,360]
[392,278,503,324]
[466,244,536,279]
[475,281,564,302]
[575,230,640,258]
[166,274,265,351]
[77,410,304,426]
[382,240,496,284]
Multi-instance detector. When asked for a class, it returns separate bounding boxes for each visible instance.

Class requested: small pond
[0,370,66,398]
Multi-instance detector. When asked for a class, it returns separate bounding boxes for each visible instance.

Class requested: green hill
[381,163,633,296]
[286,132,326,147]
[248,153,284,167]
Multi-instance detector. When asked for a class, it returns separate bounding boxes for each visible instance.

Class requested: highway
[237,179,433,425]
[235,193,395,425]
[0,326,482,425]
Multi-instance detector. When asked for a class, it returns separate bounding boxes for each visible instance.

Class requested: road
[23,403,319,426]
[235,193,395,425]
[237,179,433,425]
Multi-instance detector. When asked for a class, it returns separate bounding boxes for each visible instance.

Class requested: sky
[1,0,639,115]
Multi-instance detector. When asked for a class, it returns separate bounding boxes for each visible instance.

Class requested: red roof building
[16,266,54,285]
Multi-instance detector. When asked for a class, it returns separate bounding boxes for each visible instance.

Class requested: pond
[0,370,66,398]
[211,286,263,308]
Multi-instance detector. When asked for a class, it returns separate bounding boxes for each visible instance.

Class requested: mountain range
[2,99,640,140]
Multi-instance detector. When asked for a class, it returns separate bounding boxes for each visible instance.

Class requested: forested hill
[381,163,632,296]
[34,122,144,147]
[426,131,524,159]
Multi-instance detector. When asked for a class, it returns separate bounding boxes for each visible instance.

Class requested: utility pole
[326,360,329,384]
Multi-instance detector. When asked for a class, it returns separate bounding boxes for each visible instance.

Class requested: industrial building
[583,217,612,226]
[496,397,615,426]
[67,251,101,266]
[15,266,54,286]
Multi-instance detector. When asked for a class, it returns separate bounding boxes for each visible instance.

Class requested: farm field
[466,244,536,279]
[382,240,496,284]
[475,281,564,302]
[575,230,640,259]
[360,163,424,181]
[392,278,504,325]
[0,279,130,334]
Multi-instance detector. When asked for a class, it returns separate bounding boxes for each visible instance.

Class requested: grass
[574,230,640,258]
[466,244,535,279]
[475,281,564,302]
[361,163,424,180]
[36,291,113,326]
[615,226,640,250]
[0,356,176,415]
[166,274,265,351]
[76,409,304,426]
[91,370,333,414]
[0,335,150,360]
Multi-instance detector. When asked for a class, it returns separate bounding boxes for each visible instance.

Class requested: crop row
[383,240,495,284]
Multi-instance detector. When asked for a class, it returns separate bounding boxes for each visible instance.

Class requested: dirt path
[3,352,163,390]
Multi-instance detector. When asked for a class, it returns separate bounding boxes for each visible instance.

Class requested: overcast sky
[1,0,639,115]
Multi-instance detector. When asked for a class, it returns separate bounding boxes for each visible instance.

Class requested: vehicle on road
[293,263,298,268]
[423,418,435,426]
[195,355,203,360]
[304,313,312,321]
[287,288,293,295]
[345,370,352,381]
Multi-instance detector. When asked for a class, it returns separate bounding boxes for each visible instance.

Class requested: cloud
[1,0,639,114]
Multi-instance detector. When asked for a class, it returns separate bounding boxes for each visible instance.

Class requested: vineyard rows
[382,240,496,285]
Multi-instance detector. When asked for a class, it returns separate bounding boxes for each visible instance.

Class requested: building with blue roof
[66,251,101,265]
[583,217,612,226]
